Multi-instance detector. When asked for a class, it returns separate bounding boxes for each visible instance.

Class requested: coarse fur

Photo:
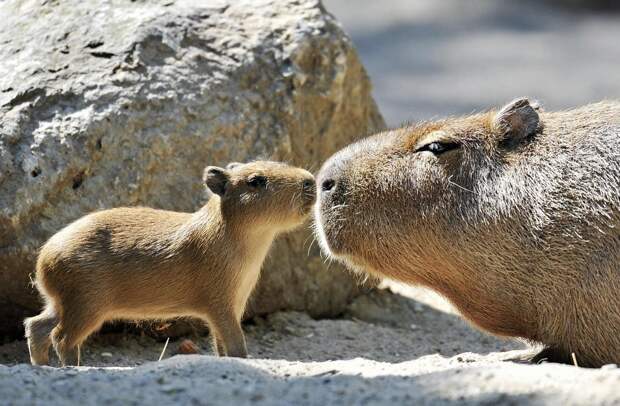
[314,99,620,368]
[24,161,315,366]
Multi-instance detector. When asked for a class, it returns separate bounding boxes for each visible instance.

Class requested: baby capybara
[25,161,316,366]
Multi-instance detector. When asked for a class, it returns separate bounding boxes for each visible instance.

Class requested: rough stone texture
[0,0,385,337]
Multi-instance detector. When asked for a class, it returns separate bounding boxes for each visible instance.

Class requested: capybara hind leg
[208,313,247,358]
[51,325,81,366]
[52,313,104,366]
[24,307,58,366]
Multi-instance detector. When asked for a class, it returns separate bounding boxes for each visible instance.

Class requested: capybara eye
[417,141,460,155]
[428,142,444,153]
[247,175,267,188]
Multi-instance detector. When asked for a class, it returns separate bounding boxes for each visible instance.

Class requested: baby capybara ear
[203,166,230,196]
[493,97,540,148]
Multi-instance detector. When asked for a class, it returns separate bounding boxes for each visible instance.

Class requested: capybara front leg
[212,334,226,356]
[208,312,247,358]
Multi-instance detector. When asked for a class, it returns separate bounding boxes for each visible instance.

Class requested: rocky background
[325,0,620,126]
[0,0,384,337]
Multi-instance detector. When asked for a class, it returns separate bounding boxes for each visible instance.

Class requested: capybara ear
[226,162,243,170]
[203,166,230,196]
[493,97,540,148]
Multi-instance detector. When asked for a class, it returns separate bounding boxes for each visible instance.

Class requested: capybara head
[204,161,316,229]
[314,98,620,367]
[314,98,542,281]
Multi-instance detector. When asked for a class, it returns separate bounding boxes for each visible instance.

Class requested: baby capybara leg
[51,309,105,366]
[207,312,248,358]
[211,333,226,356]
[24,306,59,366]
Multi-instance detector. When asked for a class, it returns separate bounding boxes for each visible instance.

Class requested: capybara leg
[51,312,104,366]
[211,334,226,356]
[24,307,59,366]
[51,325,79,366]
[531,346,572,365]
[208,313,247,358]
[220,322,247,358]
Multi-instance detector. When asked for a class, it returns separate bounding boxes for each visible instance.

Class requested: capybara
[25,161,316,366]
[314,98,620,367]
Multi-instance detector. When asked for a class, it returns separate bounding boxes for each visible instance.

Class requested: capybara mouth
[303,190,317,207]
[313,196,346,258]
[299,200,314,218]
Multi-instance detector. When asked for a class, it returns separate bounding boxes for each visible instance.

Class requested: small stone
[101,352,113,358]
[177,339,200,355]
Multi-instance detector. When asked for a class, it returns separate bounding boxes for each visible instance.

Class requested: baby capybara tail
[24,305,59,366]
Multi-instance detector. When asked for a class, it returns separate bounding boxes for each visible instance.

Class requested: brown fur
[315,99,620,367]
[24,161,315,366]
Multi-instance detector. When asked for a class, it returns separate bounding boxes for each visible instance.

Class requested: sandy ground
[1,285,619,405]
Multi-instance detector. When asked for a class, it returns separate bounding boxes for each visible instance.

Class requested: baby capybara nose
[302,177,316,205]
[303,178,315,192]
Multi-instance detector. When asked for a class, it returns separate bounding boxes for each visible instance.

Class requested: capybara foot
[531,347,573,365]
[24,309,58,366]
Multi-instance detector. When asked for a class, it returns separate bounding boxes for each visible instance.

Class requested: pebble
[178,340,200,355]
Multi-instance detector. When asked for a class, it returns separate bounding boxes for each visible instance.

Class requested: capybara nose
[302,177,317,205]
[303,178,315,192]
[321,178,335,192]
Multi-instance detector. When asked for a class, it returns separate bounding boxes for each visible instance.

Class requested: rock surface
[0,0,385,336]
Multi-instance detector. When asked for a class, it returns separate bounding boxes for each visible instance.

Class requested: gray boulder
[0,0,385,337]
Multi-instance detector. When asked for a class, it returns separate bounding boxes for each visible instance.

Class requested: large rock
[0,0,385,337]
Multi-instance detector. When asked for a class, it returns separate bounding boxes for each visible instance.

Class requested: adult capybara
[314,98,620,367]
[25,161,316,366]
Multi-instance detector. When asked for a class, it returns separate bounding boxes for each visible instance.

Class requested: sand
[1,285,619,405]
